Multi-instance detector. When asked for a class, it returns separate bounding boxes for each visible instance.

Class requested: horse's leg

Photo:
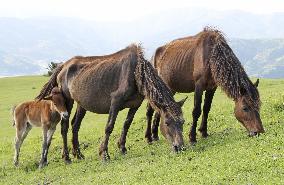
[118,107,138,154]
[152,112,160,141]
[199,88,216,138]
[189,84,203,144]
[99,94,123,161]
[71,105,86,159]
[145,103,154,143]
[13,122,31,166]
[43,127,56,165]
[39,126,48,169]
[61,99,73,163]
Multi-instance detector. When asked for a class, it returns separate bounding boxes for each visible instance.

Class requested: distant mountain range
[0,9,284,78]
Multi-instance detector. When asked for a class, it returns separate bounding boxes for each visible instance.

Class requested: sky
[0,0,283,21]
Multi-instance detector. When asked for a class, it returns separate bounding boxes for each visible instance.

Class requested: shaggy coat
[36,44,185,161]
[146,27,264,143]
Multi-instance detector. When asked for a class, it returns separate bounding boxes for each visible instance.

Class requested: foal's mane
[204,27,261,110]
[134,44,182,120]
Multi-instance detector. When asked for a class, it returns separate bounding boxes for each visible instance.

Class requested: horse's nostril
[249,132,258,137]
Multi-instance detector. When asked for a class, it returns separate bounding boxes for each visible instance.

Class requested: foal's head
[159,97,187,152]
[234,79,264,136]
[44,87,68,120]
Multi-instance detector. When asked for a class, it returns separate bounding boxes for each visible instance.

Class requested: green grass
[0,76,284,184]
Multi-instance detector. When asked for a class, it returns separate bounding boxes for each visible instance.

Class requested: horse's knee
[192,106,202,120]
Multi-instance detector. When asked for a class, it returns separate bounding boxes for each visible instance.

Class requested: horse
[36,44,187,162]
[12,87,68,168]
[145,27,265,144]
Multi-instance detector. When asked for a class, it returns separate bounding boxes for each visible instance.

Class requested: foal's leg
[152,112,160,141]
[61,99,73,163]
[39,126,48,169]
[145,103,154,143]
[43,127,56,164]
[199,88,216,138]
[189,84,203,144]
[71,105,86,159]
[99,94,123,161]
[14,122,31,166]
[118,107,138,154]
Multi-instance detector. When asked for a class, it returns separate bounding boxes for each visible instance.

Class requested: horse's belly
[75,94,111,114]
[160,72,195,93]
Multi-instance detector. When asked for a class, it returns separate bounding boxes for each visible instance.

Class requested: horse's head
[159,97,187,152]
[234,79,264,136]
[44,87,69,120]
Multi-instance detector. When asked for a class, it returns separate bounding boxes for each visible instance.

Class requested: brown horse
[13,87,68,168]
[36,44,186,162]
[146,28,265,144]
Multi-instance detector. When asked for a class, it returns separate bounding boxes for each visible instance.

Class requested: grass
[0,76,284,184]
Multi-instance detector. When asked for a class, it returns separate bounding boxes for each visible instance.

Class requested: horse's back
[69,49,140,113]
[153,32,215,92]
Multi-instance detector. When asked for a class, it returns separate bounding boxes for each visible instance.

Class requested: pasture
[0,76,284,184]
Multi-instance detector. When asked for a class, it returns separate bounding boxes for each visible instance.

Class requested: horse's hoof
[146,137,153,144]
[73,149,85,160]
[199,129,209,138]
[189,139,197,146]
[76,153,85,160]
[14,160,19,167]
[100,151,110,161]
[38,161,47,169]
[152,136,159,141]
[120,147,127,155]
[201,132,209,138]
[63,157,72,164]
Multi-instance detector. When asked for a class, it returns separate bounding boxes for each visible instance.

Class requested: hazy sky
[0,0,283,21]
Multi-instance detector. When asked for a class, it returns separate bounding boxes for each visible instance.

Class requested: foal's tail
[35,64,64,100]
[11,105,16,127]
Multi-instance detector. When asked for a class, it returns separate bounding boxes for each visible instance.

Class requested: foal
[12,87,68,168]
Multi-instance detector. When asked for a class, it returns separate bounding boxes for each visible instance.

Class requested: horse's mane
[36,64,63,100]
[205,27,261,110]
[134,44,182,120]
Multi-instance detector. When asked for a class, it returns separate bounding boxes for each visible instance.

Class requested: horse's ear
[43,95,52,100]
[254,79,259,88]
[177,96,188,107]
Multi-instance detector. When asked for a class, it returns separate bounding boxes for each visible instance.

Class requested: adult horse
[37,44,186,162]
[145,28,264,144]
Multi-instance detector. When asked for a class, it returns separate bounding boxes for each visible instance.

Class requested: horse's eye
[243,107,249,112]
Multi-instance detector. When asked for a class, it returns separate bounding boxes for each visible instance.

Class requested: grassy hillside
[0,76,284,184]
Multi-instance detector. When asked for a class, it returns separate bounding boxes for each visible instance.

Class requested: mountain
[0,9,283,77]
[229,39,284,78]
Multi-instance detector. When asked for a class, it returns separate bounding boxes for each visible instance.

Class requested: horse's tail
[35,64,64,100]
[11,105,16,127]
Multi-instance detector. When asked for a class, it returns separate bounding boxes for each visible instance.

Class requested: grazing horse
[146,28,265,144]
[13,87,68,168]
[36,44,186,162]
